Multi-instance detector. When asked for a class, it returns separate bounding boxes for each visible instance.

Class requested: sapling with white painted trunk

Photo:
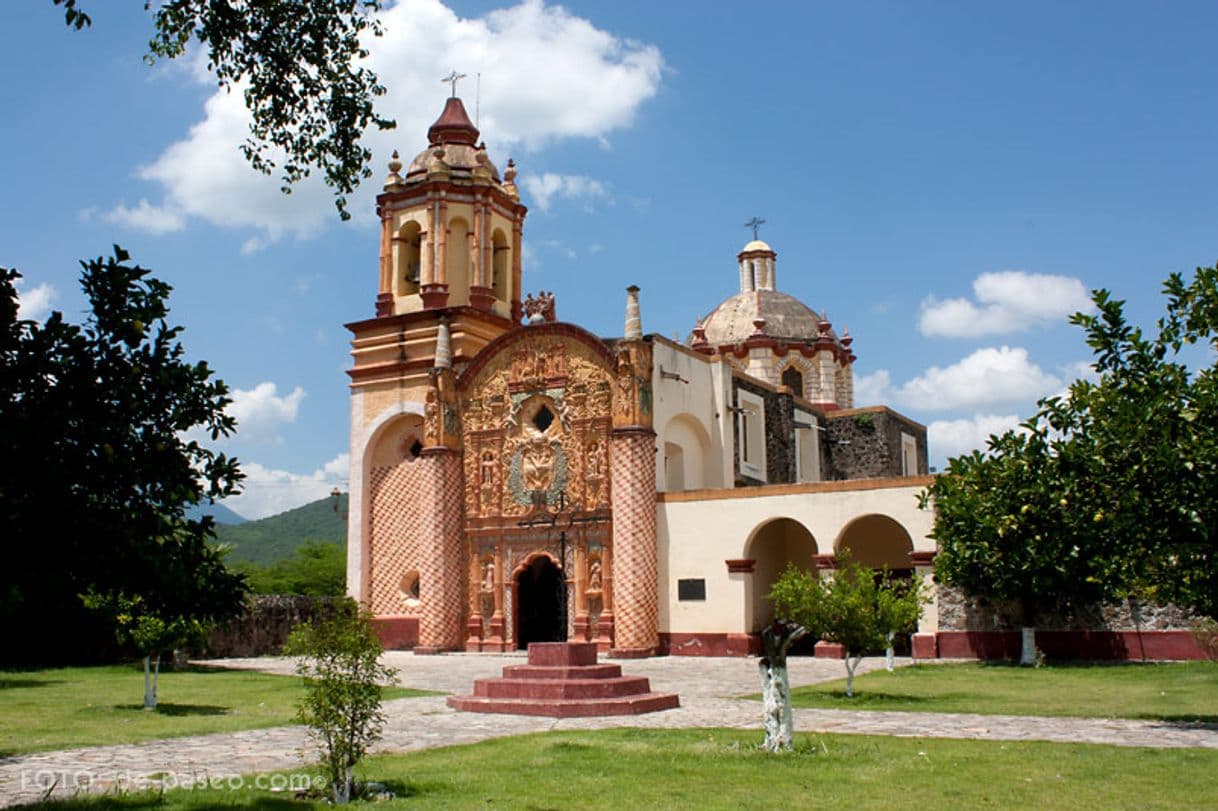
[757,620,807,752]
[770,555,926,697]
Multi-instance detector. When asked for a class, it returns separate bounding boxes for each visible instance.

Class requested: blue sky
[3,1,1216,518]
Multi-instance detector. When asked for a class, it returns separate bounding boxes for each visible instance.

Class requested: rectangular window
[736,389,766,481]
[901,432,918,476]
[795,409,821,482]
[677,579,706,601]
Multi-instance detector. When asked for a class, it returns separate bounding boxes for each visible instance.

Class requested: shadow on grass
[0,679,63,690]
[112,704,231,717]
[791,692,939,708]
[1142,715,1218,727]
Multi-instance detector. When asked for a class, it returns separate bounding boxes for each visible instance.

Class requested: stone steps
[446,642,679,717]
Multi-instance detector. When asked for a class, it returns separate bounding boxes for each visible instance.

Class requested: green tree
[82,591,206,710]
[769,556,926,697]
[284,600,396,804]
[0,249,247,665]
[51,0,394,219]
[238,541,347,596]
[920,262,1218,660]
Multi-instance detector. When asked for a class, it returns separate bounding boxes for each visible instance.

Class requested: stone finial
[385,149,403,188]
[624,285,642,340]
[841,326,853,348]
[751,318,767,338]
[428,145,449,177]
[818,311,832,337]
[691,325,709,351]
[504,158,520,201]
[435,320,452,369]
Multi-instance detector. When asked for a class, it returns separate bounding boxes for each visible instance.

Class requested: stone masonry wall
[731,377,795,485]
[823,409,927,480]
[199,595,343,658]
[936,584,1199,632]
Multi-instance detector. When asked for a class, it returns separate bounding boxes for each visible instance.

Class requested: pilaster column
[609,427,658,657]
[376,211,394,316]
[415,447,465,653]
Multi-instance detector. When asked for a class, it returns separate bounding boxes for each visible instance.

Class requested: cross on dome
[744,216,766,241]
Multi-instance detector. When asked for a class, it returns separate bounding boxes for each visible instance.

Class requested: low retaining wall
[200,595,341,658]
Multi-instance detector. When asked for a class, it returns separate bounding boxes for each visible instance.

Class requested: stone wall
[823,408,927,480]
[936,584,1198,632]
[198,595,343,658]
[731,377,796,485]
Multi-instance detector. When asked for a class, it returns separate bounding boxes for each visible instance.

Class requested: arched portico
[743,517,818,632]
[834,513,915,574]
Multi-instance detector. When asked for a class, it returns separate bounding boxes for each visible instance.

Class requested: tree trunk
[885,630,895,672]
[759,658,795,752]
[844,654,863,697]
[142,654,159,710]
[1019,626,1037,666]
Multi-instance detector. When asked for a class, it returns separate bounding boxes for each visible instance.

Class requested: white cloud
[223,453,349,520]
[920,271,1093,337]
[103,199,186,235]
[927,414,1023,466]
[851,369,891,406]
[15,281,57,322]
[897,346,1060,411]
[228,382,306,444]
[521,172,610,212]
[117,0,664,246]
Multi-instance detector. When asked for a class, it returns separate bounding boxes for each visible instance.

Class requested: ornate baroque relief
[461,336,615,520]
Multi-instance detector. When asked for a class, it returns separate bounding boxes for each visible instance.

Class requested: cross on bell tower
[441,70,468,98]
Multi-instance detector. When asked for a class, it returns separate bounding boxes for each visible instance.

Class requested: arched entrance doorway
[514,555,566,649]
[743,518,818,633]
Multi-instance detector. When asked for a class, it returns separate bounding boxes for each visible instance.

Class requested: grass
[13,728,1218,810]
[0,665,431,756]
[785,661,1218,721]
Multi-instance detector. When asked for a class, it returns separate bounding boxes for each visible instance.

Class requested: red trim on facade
[725,558,756,574]
[909,551,936,566]
[371,616,419,650]
[658,632,759,656]
[814,641,846,659]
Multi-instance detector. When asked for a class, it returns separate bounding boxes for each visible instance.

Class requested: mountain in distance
[213,493,348,565]
[187,500,248,526]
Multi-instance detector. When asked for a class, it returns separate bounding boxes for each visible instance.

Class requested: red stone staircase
[447,642,680,717]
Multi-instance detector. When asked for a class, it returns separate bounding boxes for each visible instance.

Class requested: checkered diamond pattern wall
[417,449,466,650]
[609,429,658,652]
[368,461,427,615]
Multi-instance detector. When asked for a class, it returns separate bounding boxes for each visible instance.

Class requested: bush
[283,599,396,804]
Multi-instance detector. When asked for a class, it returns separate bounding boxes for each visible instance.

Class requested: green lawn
[786,661,1218,721]
[14,728,1218,810]
[0,665,430,756]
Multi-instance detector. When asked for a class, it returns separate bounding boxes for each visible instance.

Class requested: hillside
[213,494,348,565]
[187,501,248,526]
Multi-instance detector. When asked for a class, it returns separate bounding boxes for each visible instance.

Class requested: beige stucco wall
[651,339,733,491]
[656,478,937,635]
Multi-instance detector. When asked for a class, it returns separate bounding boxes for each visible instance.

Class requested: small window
[736,389,766,481]
[533,404,555,433]
[677,579,706,601]
[781,366,804,397]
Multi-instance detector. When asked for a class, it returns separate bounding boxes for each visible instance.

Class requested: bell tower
[345,92,528,652]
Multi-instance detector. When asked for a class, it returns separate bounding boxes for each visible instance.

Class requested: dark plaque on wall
[677,578,706,601]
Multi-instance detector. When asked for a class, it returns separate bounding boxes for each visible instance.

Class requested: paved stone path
[3,653,1215,807]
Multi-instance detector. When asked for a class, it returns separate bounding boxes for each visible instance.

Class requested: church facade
[344,95,940,658]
